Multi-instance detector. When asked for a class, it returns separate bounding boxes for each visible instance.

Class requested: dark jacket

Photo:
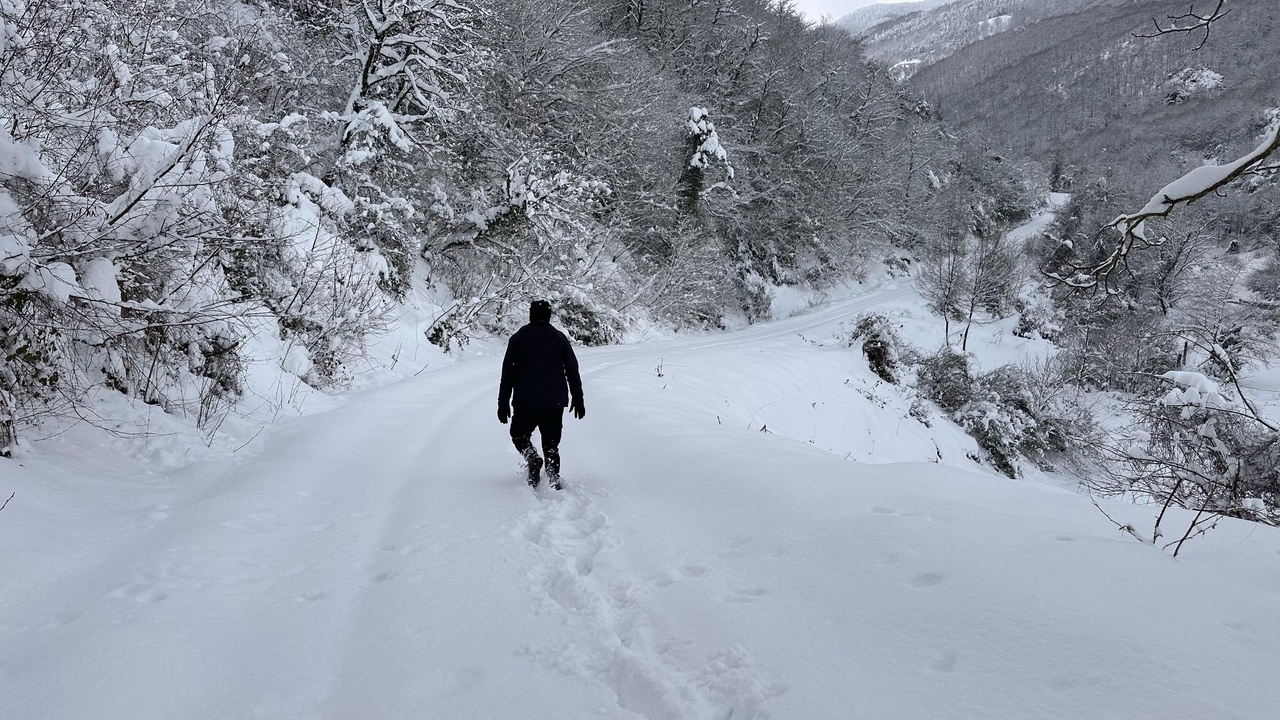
[499,321,583,410]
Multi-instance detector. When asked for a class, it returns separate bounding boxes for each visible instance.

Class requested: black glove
[571,397,585,420]
[498,403,509,424]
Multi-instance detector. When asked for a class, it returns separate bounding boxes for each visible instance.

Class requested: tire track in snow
[0,375,457,719]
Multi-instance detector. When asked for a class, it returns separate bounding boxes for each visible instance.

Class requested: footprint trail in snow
[516,484,783,720]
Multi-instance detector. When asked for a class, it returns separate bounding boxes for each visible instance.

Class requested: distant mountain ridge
[850,0,1094,76]
[836,0,955,36]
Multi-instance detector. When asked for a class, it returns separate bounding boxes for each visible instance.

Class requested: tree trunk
[961,295,978,351]
[0,390,16,458]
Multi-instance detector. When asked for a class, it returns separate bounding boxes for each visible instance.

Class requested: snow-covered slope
[857,0,1093,74]
[837,0,955,36]
[3,287,1280,719]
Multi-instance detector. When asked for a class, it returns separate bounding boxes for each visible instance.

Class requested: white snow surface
[3,289,1280,719]
[978,14,1012,37]
[1006,192,1070,243]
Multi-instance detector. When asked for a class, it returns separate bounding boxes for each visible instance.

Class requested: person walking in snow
[498,300,585,489]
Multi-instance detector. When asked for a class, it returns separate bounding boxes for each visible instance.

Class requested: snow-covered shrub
[1162,67,1223,106]
[916,346,977,413]
[917,349,1091,477]
[968,363,1093,476]
[954,394,1035,478]
[1247,252,1280,301]
[1012,291,1064,342]
[0,295,63,422]
[1095,372,1280,549]
[0,0,257,421]
[849,313,911,384]
[554,298,623,347]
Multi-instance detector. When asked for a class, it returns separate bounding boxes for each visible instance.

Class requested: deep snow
[3,287,1280,720]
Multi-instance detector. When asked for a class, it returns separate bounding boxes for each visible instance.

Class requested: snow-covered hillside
[837,0,954,36]
[4,284,1279,720]
[857,0,1093,71]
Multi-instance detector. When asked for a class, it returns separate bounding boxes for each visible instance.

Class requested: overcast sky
[793,0,912,21]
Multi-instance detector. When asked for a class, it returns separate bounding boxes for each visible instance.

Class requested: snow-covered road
[4,287,1280,719]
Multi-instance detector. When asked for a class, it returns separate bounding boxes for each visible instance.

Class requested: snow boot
[545,448,562,490]
[525,453,544,488]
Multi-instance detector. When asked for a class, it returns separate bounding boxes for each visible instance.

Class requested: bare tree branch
[1134,0,1231,50]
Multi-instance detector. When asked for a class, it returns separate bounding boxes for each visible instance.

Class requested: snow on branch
[1048,118,1280,293]
[1134,0,1231,50]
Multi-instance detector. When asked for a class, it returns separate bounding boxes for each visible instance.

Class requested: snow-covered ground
[1007,191,1070,244]
[4,282,1280,720]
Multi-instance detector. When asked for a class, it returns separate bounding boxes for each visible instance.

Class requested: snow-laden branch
[1049,118,1280,292]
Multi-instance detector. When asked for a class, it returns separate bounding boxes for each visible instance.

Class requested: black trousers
[510,407,564,475]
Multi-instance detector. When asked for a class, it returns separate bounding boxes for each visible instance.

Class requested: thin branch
[1134,0,1231,50]
[1091,496,1149,543]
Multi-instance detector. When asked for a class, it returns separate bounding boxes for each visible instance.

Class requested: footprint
[725,587,769,603]
[295,591,327,602]
[932,651,958,673]
[371,571,398,584]
[108,573,169,603]
[679,565,707,578]
[720,537,754,558]
[871,506,897,515]
[654,563,709,588]
[910,572,945,588]
[607,649,683,720]
[133,589,167,604]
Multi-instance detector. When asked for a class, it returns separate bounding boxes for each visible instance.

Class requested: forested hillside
[853,0,1093,74]
[902,0,1279,290]
[872,0,1280,526]
[0,0,1034,447]
[836,0,954,37]
[913,1,1278,193]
